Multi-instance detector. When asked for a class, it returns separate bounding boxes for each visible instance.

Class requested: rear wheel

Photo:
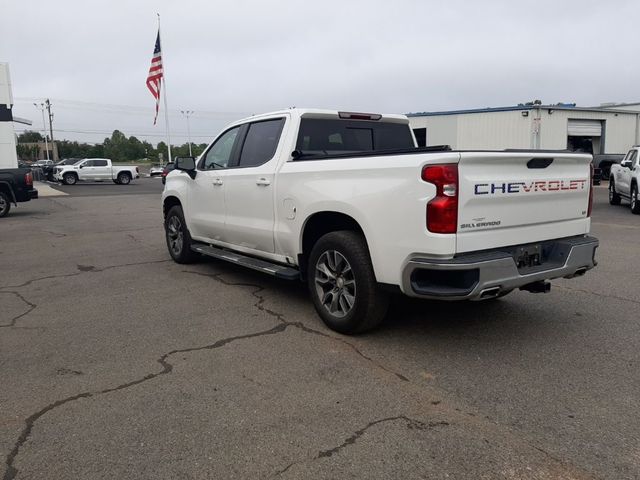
[0,191,11,218]
[609,180,621,205]
[631,184,640,214]
[308,230,388,334]
[117,172,131,185]
[164,206,199,264]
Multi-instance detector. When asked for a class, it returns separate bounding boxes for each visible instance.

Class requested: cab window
[202,127,240,170]
[237,118,285,168]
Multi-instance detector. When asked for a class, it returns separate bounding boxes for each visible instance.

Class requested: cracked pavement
[0,184,639,479]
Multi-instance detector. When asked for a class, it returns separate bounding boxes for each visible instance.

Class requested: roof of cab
[233,108,409,125]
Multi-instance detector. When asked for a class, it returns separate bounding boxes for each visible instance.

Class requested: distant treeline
[16,130,208,162]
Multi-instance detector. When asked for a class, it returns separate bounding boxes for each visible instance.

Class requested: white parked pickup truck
[162,109,598,333]
[609,146,640,214]
[53,158,139,185]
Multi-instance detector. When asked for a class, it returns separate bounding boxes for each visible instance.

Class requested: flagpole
[158,13,172,164]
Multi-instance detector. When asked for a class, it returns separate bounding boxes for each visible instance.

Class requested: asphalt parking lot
[1,180,639,479]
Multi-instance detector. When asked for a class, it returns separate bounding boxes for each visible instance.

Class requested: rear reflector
[422,164,458,234]
[338,111,382,121]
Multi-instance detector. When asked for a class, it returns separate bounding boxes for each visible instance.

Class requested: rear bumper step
[402,235,598,300]
[191,244,300,281]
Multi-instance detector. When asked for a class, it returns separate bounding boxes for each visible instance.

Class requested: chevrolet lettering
[474,179,587,195]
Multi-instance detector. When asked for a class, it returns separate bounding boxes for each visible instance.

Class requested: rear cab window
[295,118,414,159]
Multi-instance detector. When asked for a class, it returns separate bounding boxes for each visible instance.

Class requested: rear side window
[295,119,414,158]
[238,118,285,167]
[94,160,108,167]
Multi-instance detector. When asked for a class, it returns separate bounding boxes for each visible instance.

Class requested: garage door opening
[567,119,603,154]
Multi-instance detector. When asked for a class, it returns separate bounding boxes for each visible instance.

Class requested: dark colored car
[593,154,624,182]
[161,162,175,185]
[42,158,82,181]
[0,168,38,217]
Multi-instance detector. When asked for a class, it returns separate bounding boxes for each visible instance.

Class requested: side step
[191,244,300,281]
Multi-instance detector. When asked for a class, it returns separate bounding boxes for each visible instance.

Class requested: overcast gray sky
[2,0,638,145]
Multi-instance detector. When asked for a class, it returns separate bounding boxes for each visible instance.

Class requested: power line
[14,128,213,139]
[14,97,252,118]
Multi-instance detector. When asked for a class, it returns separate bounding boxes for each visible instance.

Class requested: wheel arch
[299,211,371,276]
[163,195,182,219]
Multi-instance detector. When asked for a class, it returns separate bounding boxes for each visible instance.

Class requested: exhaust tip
[480,286,501,299]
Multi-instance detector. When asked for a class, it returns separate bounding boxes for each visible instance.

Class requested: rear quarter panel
[275,152,460,285]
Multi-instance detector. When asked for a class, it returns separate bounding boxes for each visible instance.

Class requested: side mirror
[175,157,196,178]
[621,160,632,169]
[79,165,85,168]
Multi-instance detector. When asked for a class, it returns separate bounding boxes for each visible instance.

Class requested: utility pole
[33,103,50,161]
[181,110,194,157]
[45,98,56,160]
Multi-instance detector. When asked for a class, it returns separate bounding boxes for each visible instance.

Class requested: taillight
[25,172,33,186]
[422,164,458,234]
[136,167,140,174]
[587,163,594,217]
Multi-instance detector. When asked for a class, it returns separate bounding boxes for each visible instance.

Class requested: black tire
[307,230,389,334]
[63,173,77,185]
[631,184,640,215]
[117,172,131,185]
[0,191,11,218]
[609,179,621,205]
[164,205,199,264]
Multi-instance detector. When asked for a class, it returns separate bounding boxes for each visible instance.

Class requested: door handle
[256,177,271,186]
[212,178,223,186]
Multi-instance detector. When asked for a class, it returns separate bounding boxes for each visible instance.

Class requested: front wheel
[308,230,389,334]
[164,206,199,264]
[631,184,640,214]
[609,180,621,205]
[63,173,77,185]
[0,191,11,218]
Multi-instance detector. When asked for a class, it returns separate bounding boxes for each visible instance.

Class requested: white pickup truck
[53,158,139,185]
[609,146,640,214]
[162,109,598,333]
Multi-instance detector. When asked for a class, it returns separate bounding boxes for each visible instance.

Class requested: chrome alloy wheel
[167,215,184,256]
[314,250,356,318]
[632,188,638,210]
[0,195,7,214]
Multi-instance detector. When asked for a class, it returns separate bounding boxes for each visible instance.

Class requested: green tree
[103,130,128,161]
[18,130,44,142]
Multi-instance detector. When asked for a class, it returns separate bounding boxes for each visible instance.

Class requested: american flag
[146,31,163,125]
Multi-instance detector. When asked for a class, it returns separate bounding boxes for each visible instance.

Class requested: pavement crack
[182,269,409,383]
[2,322,290,480]
[0,292,37,328]
[272,416,449,477]
[0,259,171,290]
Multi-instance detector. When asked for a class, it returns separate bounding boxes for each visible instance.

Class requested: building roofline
[407,104,640,117]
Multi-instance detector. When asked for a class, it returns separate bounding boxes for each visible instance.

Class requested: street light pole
[33,103,50,161]
[181,110,194,157]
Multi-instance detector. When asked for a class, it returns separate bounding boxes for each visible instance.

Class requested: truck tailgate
[456,151,592,253]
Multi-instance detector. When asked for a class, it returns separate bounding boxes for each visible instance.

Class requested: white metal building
[407,103,640,155]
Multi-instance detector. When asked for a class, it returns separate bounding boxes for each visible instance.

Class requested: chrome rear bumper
[402,235,598,300]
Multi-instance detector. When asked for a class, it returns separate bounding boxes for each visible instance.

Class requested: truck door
[92,159,111,180]
[223,117,287,253]
[187,126,241,242]
[77,159,96,180]
[617,150,636,196]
